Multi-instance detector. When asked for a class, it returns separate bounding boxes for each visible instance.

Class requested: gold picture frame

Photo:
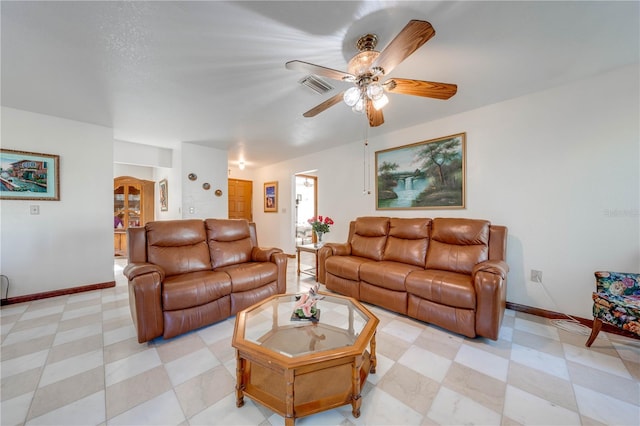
[375,133,466,210]
[264,181,278,212]
[0,148,60,200]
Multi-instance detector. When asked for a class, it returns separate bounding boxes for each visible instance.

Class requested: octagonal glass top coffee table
[232,292,379,426]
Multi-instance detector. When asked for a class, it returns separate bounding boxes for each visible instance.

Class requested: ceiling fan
[286,20,457,127]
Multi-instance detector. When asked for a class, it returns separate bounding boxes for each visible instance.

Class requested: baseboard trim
[506,301,638,340]
[1,281,116,306]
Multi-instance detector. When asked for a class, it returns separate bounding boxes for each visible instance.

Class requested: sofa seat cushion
[405,269,475,309]
[325,255,373,281]
[360,261,423,291]
[216,262,278,293]
[163,271,232,311]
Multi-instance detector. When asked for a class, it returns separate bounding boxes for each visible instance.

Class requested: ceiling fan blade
[303,91,345,117]
[366,100,384,127]
[385,78,457,100]
[372,20,435,76]
[286,60,354,82]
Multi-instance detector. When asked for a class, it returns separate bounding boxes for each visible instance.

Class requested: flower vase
[315,231,324,247]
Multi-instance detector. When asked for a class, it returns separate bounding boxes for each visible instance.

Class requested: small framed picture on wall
[264,181,277,212]
[159,179,168,211]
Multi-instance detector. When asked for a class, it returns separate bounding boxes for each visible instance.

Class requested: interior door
[294,175,317,245]
[228,178,253,221]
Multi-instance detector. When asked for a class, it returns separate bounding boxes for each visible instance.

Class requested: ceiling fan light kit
[286,20,457,127]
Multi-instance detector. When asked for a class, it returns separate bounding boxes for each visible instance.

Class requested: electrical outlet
[531,269,543,283]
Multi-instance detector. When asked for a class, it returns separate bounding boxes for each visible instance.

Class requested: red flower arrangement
[307,215,334,234]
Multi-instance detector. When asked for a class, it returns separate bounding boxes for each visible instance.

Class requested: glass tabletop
[242,293,372,358]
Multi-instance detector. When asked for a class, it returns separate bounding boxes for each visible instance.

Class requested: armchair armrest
[124,262,166,282]
[271,252,288,294]
[251,246,283,263]
[473,260,509,340]
[317,243,351,284]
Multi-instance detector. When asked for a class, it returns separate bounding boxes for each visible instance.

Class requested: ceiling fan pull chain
[363,121,371,195]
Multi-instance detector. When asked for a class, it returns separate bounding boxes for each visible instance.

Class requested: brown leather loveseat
[124,218,287,343]
[318,217,508,340]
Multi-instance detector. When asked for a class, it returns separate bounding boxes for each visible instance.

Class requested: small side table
[296,243,322,281]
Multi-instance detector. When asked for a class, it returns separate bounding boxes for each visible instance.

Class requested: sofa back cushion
[146,220,211,276]
[383,218,431,267]
[206,219,253,268]
[426,218,490,274]
[350,217,389,261]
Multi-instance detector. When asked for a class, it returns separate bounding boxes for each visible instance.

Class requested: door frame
[293,173,317,246]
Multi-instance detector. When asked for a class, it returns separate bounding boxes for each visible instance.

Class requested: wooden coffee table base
[235,333,376,425]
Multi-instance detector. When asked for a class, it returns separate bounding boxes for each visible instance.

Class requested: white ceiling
[2,1,638,169]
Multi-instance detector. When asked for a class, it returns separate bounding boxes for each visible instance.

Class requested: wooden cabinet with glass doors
[114,176,154,256]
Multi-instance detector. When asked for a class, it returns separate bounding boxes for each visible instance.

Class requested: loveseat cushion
[350,217,389,261]
[206,219,253,268]
[146,220,211,277]
[162,270,232,311]
[383,218,431,267]
[360,261,423,291]
[216,262,278,293]
[405,269,475,309]
[426,218,490,274]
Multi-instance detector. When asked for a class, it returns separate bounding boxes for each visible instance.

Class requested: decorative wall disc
[188,173,197,181]
[202,183,210,190]
[215,189,223,197]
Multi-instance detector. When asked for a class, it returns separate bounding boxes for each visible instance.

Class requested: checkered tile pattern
[1,255,639,425]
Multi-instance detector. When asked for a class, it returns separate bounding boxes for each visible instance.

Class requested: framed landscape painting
[0,149,60,201]
[264,181,278,212]
[375,133,466,210]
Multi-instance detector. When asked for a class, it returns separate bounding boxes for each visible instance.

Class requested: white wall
[113,163,154,181]
[181,143,228,219]
[1,107,114,297]
[252,64,640,319]
[154,147,182,220]
[114,139,172,168]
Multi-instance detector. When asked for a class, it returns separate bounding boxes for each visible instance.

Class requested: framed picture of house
[375,133,466,210]
[0,148,60,201]
[264,181,278,212]
[159,179,168,211]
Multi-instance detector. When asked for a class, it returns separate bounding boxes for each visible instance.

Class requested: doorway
[294,174,317,245]
[228,178,253,221]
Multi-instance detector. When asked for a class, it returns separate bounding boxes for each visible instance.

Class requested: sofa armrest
[473,260,509,340]
[472,260,508,279]
[251,246,283,263]
[124,262,166,282]
[125,264,165,343]
[317,243,351,284]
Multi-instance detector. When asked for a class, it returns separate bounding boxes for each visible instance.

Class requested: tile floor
[1,255,639,425]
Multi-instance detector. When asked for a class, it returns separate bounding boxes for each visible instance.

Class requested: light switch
[30,205,40,215]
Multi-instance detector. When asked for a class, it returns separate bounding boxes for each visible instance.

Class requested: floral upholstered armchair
[586,271,640,347]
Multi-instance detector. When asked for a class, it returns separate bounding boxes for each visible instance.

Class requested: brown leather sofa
[124,218,287,343]
[318,217,508,340]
